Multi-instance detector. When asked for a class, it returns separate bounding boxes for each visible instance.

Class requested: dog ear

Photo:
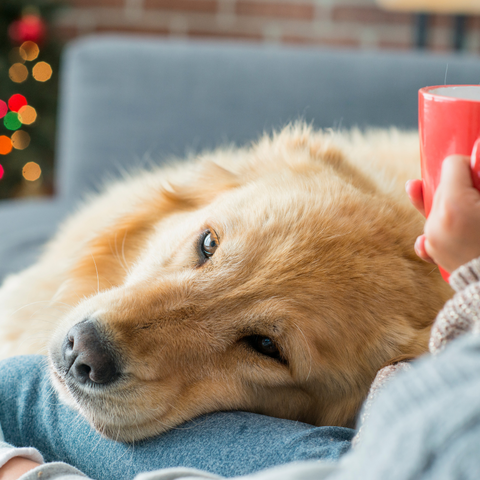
[308,141,378,195]
[269,124,379,195]
[163,161,241,207]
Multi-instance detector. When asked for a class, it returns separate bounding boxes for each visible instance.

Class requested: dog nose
[62,320,118,385]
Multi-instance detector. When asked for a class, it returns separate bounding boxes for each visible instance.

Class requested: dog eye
[200,230,219,259]
[246,335,284,362]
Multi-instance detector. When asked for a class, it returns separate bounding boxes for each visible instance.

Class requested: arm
[429,257,480,354]
[0,449,88,480]
[0,458,40,480]
[355,161,480,444]
[0,423,86,480]
[0,430,43,480]
[405,154,480,352]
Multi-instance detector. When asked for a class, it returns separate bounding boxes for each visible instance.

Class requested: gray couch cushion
[0,198,72,281]
[56,35,480,201]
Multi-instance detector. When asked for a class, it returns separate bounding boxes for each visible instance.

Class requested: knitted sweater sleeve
[429,257,480,354]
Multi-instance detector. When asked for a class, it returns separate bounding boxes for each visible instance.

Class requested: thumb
[440,155,473,198]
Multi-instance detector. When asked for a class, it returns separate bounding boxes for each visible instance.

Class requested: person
[1,154,480,480]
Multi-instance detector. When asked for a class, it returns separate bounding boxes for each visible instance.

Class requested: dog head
[49,126,451,441]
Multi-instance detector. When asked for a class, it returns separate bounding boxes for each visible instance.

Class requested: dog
[0,124,452,442]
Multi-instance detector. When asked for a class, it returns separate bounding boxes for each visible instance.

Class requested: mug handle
[471,138,480,191]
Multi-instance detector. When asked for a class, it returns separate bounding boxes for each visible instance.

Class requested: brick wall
[54,0,480,53]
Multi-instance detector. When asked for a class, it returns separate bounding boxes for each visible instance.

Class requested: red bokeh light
[0,100,7,119]
[8,14,47,45]
[8,94,28,113]
[0,164,4,180]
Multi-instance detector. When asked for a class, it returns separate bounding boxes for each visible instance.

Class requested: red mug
[419,85,480,282]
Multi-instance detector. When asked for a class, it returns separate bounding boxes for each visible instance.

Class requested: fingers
[429,155,477,237]
[414,235,435,264]
[471,139,480,191]
[409,155,480,270]
[422,154,480,272]
[405,179,425,217]
[440,155,473,198]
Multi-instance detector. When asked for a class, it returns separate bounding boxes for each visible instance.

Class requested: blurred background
[1,0,480,200]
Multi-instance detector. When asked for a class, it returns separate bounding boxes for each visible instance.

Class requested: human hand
[0,457,41,480]
[406,155,480,273]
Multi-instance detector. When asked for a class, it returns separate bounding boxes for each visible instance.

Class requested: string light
[0,136,13,155]
[4,112,22,131]
[32,61,52,82]
[22,161,41,181]
[8,94,27,112]
[11,130,30,150]
[19,41,39,61]
[2,8,56,196]
[18,105,36,125]
[9,63,28,83]
[0,100,7,119]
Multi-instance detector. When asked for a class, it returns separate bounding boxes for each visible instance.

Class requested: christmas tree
[0,0,63,199]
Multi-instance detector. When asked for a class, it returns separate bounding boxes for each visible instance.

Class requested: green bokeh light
[4,112,21,131]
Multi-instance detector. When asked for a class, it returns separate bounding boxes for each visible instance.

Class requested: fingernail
[414,236,421,255]
[471,138,480,191]
[414,235,426,258]
[405,180,411,193]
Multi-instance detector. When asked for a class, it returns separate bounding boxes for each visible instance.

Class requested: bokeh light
[4,112,22,131]
[32,62,52,82]
[0,100,7,119]
[19,41,40,61]
[0,136,13,155]
[18,105,37,125]
[23,161,41,181]
[8,94,28,112]
[8,48,26,65]
[9,63,29,83]
[11,130,30,150]
[0,164,4,180]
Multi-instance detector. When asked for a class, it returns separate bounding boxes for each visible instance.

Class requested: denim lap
[0,355,353,480]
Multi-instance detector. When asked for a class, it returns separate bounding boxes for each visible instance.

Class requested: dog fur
[0,124,452,441]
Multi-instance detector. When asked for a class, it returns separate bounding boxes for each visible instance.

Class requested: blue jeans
[0,356,353,480]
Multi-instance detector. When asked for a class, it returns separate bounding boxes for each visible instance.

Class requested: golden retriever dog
[0,124,451,442]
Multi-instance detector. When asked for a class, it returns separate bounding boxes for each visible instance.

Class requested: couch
[2,34,480,283]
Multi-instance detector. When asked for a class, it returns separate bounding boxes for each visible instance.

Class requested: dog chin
[79,399,174,442]
[49,360,174,441]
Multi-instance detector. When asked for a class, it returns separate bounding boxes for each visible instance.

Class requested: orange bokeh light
[9,63,28,83]
[11,130,31,150]
[19,41,40,61]
[23,161,42,181]
[0,136,13,155]
[18,105,37,125]
[32,61,52,82]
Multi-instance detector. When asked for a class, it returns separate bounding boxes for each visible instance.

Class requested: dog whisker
[121,229,131,274]
[111,231,129,275]
[91,255,100,295]
[6,300,70,320]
